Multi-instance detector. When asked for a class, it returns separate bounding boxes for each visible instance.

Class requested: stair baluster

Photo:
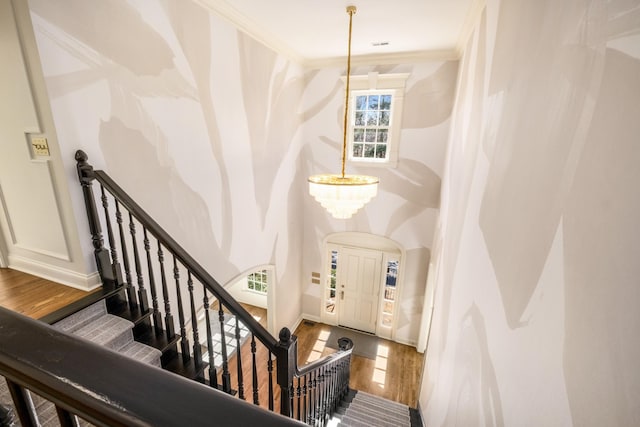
[250,334,259,405]
[129,214,149,313]
[55,406,77,427]
[235,317,245,400]
[202,287,218,389]
[115,200,137,310]
[187,272,202,370]
[310,371,317,424]
[99,185,123,286]
[218,304,232,394]
[267,351,274,411]
[157,242,175,339]
[173,257,190,363]
[143,228,163,334]
[6,379,37,427]
[296,377,301,420]
[302,375,308,424]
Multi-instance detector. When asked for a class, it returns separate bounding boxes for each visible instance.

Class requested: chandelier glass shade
[308,5,379,219]
[308,174,378,219]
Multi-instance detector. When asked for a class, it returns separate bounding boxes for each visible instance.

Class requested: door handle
[340,291,344,300]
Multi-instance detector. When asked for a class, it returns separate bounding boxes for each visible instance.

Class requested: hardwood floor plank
[0,268,92,319]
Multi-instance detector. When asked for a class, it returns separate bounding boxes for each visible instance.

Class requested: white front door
[337,247,383,334]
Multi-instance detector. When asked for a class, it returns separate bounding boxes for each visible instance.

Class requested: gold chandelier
[308,5,379,219]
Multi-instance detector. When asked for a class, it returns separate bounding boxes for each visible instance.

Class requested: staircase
[0,300,162,426]
[0,150,380,425]
[330,391,421,427]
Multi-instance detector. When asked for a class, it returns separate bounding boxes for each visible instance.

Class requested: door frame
[320,232,405,340]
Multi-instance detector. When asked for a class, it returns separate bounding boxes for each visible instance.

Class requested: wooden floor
[0,268,92,319]
[0,268,423,408]
[222,306,423,409]
[293,320,424,407]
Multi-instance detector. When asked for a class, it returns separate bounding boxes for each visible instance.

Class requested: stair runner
[0,300,161,427]
[330,390,422,427]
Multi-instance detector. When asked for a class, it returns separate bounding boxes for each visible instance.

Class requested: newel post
[75,150,115,286]
[275,327,297,417]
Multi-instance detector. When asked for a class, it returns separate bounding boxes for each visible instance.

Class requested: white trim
[8,254,101,291]
[192,0,460,69]
[341,73,410,169]
[320,232,407,345]
[455,0,487,56]
[223,264,277,336]
[193,0,303,64]
[304,50,460,69]
[394,336,418,348]
[289,314,305,335]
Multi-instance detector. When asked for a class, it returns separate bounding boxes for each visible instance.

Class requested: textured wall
[421,0,640,425]
[301,61,458,345]
[29,0,305,330]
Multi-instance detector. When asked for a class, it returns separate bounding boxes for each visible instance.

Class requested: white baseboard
[8,255,101,291]
[393,336,418,349]
[290,313,323,333]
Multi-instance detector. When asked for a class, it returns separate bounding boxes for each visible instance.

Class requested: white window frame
[341,72,409,168]
[246,269,268,294]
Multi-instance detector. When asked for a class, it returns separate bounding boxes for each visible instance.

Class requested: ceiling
[196,0,477,66]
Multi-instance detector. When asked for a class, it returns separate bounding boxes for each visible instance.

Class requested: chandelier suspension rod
[341,6,356,178]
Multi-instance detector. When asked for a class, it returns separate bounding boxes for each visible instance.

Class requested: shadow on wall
[562,47,640,427]
[99,118,240,282]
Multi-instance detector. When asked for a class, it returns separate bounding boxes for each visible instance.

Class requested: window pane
[367,95,379,110]
[331,250,338,269]
[356,95,367,110]
[384,287,395,301]
[386,260,398,287]
[353,143,363,157]
[382,313,392,327]
[383,301,393,314]
[355,111,365,126]
[365,130,376,142]
[364,144,375,158]
[366,112,378,126]
[353,128,364,142]
[375,144,387,158]
[377,129,388,143]
[380,111,390,126]
[380,95,392,110]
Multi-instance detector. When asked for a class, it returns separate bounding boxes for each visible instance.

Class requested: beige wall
[29,0,305,330]
[421,0,640,425]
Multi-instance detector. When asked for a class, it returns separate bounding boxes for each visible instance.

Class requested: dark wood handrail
[0,307,302,427]
[295,339,353,377]
[93,170,278,350]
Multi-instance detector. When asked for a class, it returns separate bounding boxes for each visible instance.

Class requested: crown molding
[193,0,304,64]
[303,49,461,70]
[195,0,465,69]
[455,0,487,56]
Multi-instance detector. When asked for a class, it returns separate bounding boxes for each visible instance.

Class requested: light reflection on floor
[372,344,389,387]
[306,329,330,363]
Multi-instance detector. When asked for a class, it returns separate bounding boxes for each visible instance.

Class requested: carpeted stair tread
[346,402,410,424]
[353,391,410,412]
[348,397,410,421]
[1,299,164,426]
[120,341,162,367]
[73,314,134,350]
[330,391,413,427]
[342,407,405,427]
[52,300,107,334]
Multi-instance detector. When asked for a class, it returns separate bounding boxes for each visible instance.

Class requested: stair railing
[0,307,302,427]
[74,150,353,423]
